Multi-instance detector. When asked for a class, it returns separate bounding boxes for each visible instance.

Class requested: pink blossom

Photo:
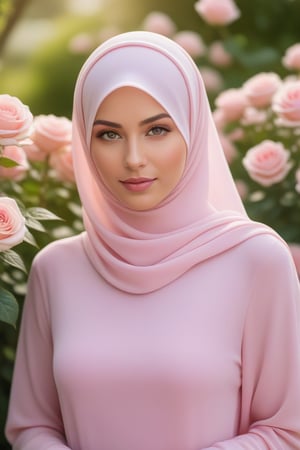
[215,88,248,122]
[0,94,33,146]
[0,145,29,181]
[272,80,300,126]
[282,43,300,71]
[241,107,268,126]
[228,127,244,142]
[49,145,75,183]
[243,140,292,186]
[173,31,206,58]
[209,41,232,67]
[31,114,72,154]
[22,139,47,162]
[0,197,26,251]
[200,66,223,93]
[142,12,176,37]
[194,0,240,26]
[243,72,282,108]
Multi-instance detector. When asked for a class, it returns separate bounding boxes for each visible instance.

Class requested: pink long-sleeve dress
[5,231,300,450]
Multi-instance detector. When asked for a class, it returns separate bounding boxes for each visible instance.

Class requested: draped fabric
[71,31,281,293]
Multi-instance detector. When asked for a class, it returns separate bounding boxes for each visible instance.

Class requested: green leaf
[23,229,39,248]
[0,250,27,273]
[25,216,46,232]
[26,207,62,221]
[0,286,19,327]
[0,156,19,168]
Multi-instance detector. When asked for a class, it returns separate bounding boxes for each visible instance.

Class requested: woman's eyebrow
[93,119,121,128]
[140,113,171,125]
[93,113,171,128]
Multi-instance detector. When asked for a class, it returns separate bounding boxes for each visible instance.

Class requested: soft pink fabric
[5,233,300,449]
[71,31,278,294]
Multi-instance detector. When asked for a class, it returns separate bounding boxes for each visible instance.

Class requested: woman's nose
[124,138,147,169]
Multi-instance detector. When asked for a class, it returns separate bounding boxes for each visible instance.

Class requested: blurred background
[1,0,300,447]
[1,0,300,117]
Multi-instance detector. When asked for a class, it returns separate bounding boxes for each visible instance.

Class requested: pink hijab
[72,31,280,293]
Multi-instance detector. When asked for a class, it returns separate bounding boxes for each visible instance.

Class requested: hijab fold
[72,31,281,294]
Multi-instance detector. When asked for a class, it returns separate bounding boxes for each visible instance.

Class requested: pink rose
[49,145,75,183]
[194,0,240,26]
[0,94,33,146]
[142,12,176,37]
[243,72,282,108]
[200,66,224,93]
[209,41,232,67]
[31,114,72,154]
[215,88,248,122]
[272,80,300,126]
[241,107,268,126]
[0,145,29,181]
[173,31,206,58]
[0,197,26,251]
[282,43,300,71]
[243,140,292,186]
[22,139,47,162]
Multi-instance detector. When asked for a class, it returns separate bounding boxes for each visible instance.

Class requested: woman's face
[90,86,187,211]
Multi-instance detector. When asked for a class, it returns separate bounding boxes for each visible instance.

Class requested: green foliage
[0,287,18,328]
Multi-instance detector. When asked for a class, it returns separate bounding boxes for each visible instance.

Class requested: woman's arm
[5,257,72,450]
[204,238,300,449]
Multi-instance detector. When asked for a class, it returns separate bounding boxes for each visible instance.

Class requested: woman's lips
[120,177,156,192]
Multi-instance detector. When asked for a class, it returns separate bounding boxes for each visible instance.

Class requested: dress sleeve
[5,258,72,450]
[203,238,300,449]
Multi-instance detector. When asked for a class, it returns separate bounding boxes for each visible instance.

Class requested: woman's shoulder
[32,232,85,269]
[235,230,294,273]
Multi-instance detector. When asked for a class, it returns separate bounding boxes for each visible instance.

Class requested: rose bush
[213,60,300,257]
[0,95,80,328]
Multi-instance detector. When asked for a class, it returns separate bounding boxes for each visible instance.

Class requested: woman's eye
[147,126,170,136]
[98,130,121,140]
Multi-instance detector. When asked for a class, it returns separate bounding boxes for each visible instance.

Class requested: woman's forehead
[82,45,191,143]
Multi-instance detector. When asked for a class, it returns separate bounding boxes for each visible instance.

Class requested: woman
[5,31,300,449]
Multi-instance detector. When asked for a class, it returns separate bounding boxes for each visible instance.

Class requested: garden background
[1,0,300,447]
